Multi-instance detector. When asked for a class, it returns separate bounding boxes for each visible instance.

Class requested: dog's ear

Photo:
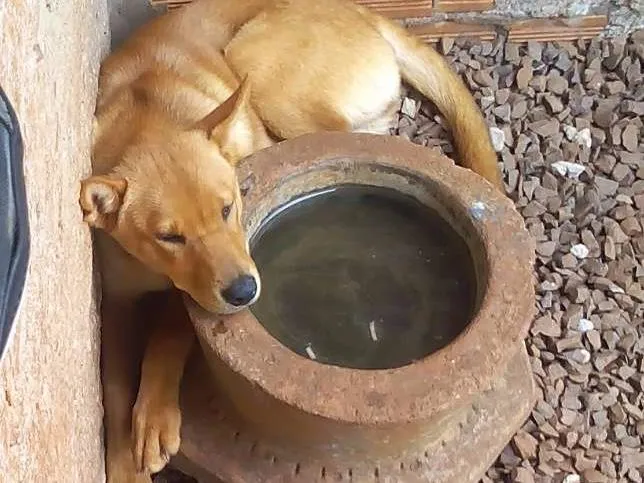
[194,76,255,165]
[79,175,127,231]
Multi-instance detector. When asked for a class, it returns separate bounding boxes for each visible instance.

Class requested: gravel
[155,30,643,483]
[403,31,640,483]
[395,30,642,483]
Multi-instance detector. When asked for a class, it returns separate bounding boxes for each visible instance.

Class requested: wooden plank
[411,15,607,44]
[152,2,606,44]
[354,0,432,18]
[433,0,495,13]
[153,0,432,19]
[507,15,607,42]
[408,21,497,43]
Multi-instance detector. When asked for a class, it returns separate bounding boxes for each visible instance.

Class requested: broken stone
[621,100,644,116]
[544,94,564,114]
[513,467,535,483]
[551,161,586,179]
[401,97,418,118]
[493,104,511,122]
[575,128,592,148]
[511,431,538,460]
[505,42,520,63]
[622,125,639,152]
[603,80,626,95]
[547,74,568,95]
[593,101,617,128]
[570,244,589,259]
[576,318,594,332]
[593,352,620,371]
[440,37,454,55]
[473,69,496,88]
[517,66,533,90]
[531,315,561,337]
[537,241,557,257]
[489,127,505,152]
[567,348,591,364]
[529,119,560,138]
[594,176,619,197]
[621,452,644,472]
[621,217,642,236]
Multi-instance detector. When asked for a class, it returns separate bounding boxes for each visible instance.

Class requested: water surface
[251,184,477,369]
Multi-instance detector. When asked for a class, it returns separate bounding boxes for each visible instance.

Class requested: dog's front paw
[132,393,182,474]
[107,447,153,483]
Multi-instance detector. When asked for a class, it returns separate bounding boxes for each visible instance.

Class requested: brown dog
[79,0,503,481]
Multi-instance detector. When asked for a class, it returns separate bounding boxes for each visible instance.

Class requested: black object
[0,86,30,364]
[221,274,258,307]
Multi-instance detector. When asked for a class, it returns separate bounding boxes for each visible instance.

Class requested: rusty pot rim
[187,132,535,425]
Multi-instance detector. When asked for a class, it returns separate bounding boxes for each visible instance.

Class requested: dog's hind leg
[353,98,400,135]
[132,290,194,475]
[260,100,354,139]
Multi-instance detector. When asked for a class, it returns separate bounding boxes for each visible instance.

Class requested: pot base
[172,344,535,483]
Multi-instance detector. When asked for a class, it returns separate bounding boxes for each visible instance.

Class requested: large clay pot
[176,132,536,483]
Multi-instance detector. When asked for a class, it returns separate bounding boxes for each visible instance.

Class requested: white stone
[401,97,417,118]
[480,95,495,109]
[570,243,590,259]
[609,283,625,294]
[577,318,594,333]
[563,124,578,141]
[541,281,558,291]
[489,126,506,152]
[575,128,592,148]
[552,161,568,176]
[571,348,591,364]
[616,194,633,204]
[551,161,586,179]
[566,2,590,17]
[566,163,586,178]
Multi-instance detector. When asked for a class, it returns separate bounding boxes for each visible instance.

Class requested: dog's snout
[221,275,258,306]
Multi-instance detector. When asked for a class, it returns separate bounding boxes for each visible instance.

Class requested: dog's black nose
[221,275,257,306]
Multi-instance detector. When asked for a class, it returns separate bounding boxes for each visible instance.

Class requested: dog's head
[80,80,262,314]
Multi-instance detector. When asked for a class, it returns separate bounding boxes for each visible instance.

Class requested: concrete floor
[108,0,163,48]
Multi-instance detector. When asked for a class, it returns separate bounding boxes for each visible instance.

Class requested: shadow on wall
[108,0,164,48]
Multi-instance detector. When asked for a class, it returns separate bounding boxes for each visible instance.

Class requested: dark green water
[250,184,477,370]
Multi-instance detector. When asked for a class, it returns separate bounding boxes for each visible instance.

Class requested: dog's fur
[79,0,503,480]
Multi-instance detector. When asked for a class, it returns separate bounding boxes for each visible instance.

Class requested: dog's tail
[370,15,503,190]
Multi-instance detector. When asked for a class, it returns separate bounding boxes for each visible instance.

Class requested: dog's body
[80,0,503,480]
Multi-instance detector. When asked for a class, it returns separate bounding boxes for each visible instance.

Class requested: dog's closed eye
[222,204,232,221]
[156,233,186,244]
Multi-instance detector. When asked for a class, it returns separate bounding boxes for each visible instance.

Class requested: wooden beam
[507,15,608,42]
[354,0,432,18]
[152,0,432,19]
[408,21,497,43]
[433,0,495,13]
[149,2,607,44]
